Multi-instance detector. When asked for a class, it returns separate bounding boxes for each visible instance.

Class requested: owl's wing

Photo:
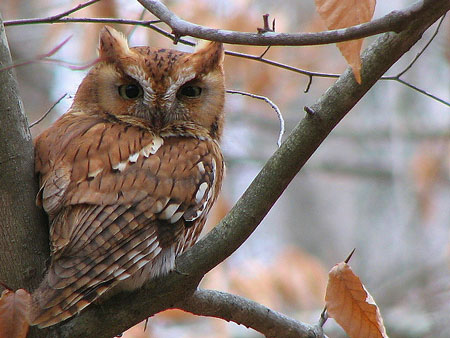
[31,121,223,327]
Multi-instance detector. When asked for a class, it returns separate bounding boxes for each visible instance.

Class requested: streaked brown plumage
[30,26,225,327]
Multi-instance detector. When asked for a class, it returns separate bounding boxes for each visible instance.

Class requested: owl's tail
[29,268,113,328]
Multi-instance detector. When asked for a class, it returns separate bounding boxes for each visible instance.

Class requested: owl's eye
[118,84,143,99]
[178,85,202,98]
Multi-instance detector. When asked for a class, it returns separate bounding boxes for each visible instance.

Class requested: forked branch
[136,0,414,46]
[177,289,325,338]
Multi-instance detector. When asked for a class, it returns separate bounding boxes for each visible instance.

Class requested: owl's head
[72,26,225,139]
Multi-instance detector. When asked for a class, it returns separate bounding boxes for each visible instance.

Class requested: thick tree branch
[30,1,449,337]
[0,15,49,338]
[177,289,324,338]
[137,0,419,46]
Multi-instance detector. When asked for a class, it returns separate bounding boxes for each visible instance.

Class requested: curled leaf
[0,289,31,338]
[315,0,376,83]
[325,262,388,338]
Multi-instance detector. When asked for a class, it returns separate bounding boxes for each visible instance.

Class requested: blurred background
[1,0,449,337]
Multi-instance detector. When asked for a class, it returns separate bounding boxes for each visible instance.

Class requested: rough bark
[178,289,324,338]
[0,16,48,290]
[0,16,49,338]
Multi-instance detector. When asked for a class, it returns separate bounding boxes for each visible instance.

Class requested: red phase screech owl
[30,26,225,327]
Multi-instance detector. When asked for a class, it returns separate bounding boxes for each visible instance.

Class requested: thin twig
[319,307,328,327]
[4,21,447,106]
[226,50,340,78]
[128,9,147,39]
[0,9,450,106]
[318,248,355,332]
[0,281,12,291]
[4,17,162,27]
[136,0,448,104]
[136,0,412,46]
[46,0,102,21]
[257,14,275,34]
[29,93,67,128]
[7,0,413,46]
[143,318,149,332]
[344,248,356,263]
[391,78,449,106]
[396,14,446,78]
[304,106,316,116]
[227,90,285,147]
[40,57,100,70]
[380,14,450,107]
[304,76,313,93]
[259,46,271,58]
[5,15,447,105]
[0,35,72,72]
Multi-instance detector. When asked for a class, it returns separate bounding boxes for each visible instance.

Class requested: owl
[30,26,225,328]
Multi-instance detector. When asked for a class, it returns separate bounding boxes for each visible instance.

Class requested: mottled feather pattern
[30,26,225,327]
[32,115,223,327]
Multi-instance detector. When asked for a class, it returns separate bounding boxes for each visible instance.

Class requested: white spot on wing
[136,259,150,269]
[152,198,169,213]
[116,272,132,281]
[113,268,126,277]
[150,136,163,154]
[140,136,164,158]
[195,182,208,203]
[129,152,139,163]
[153,246,162,257]
[207,187,213,200]
[126,251,140,261]
[148,247,174,279]
[183,208,203,222]
[88,168,103,178]
[146,235,158,247]
[132,253,146,264]
[147,240,160,255]
[211,158,217,179]
[197,162,205,174]
[112,161,127,172]
[170,211,184,223]
[141,144,152,158]
[159,203,181,220]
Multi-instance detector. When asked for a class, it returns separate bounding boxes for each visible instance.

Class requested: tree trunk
[0,14,49,338]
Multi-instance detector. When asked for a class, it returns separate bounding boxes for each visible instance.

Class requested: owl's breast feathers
[31,111,223,327]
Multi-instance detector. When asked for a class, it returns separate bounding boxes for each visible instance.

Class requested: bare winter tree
[0,0,448,337]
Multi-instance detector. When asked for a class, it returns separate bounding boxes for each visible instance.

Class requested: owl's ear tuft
[190,41,224,74]
[98,26,131,62]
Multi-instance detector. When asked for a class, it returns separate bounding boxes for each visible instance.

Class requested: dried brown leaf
[0,289,31,338]
[325,262,387,338]
[314,0,376,83]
